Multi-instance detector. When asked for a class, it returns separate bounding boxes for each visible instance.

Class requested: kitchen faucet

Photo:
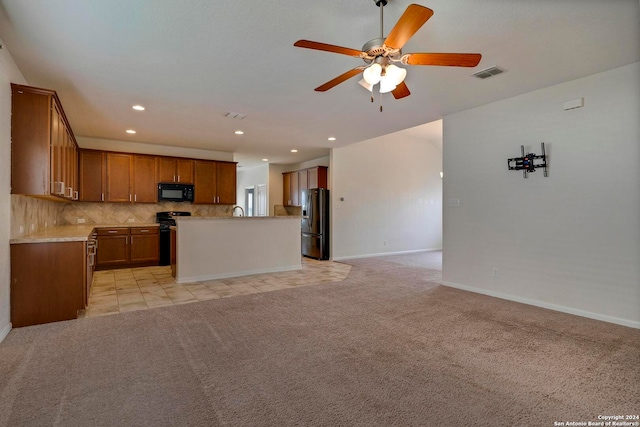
[233,205,244,217]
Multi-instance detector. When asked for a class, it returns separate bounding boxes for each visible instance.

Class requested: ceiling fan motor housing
[374,0,387,6]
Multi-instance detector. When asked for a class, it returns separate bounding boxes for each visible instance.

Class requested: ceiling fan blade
[315,68,364,92]
[294,40,365,57]
[391,81,411,99]
[384,4,434,50]
[403,53,482,67]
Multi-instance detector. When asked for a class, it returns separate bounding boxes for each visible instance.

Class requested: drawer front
[96,228,129,236]
[130,227,159,235]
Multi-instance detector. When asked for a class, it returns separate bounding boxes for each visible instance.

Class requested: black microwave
[158,183,194,202]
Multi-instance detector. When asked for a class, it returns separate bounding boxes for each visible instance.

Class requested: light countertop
[175,216,300,221]
[10,223,159,244]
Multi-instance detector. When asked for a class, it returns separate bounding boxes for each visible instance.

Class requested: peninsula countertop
[10,223,159,244]
[174,216,300,221]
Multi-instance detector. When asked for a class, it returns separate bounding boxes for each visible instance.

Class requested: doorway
[245,187,255,216]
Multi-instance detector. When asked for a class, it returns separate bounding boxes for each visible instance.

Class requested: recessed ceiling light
[235,130,244,135]
[328,137,336,141]
[262,158,269,162]
[132,105,145,111]
[126,129,136,134]
[291,149,298,153]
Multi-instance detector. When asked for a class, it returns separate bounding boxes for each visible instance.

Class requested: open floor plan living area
[1,251,638,426]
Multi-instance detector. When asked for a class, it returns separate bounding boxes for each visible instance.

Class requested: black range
[156,211,191,266]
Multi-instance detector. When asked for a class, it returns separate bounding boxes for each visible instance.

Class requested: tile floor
[81,258,352,318]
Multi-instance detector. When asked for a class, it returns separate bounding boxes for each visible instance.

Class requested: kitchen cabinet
[105,153,132,202]
[216,162,237,204]
[158,157,194,183]
[283,166,327,207]
[132,155,158,203]
[96,227,159,270]
[193,160,237,204]
[96,228,129,268]
[11,241,87,327]
[307,166,328,189]
[79,150,105,202]
[81,151,157,203]
[130,227,160,264]
[11,83,79,201]
[283,171,299,206]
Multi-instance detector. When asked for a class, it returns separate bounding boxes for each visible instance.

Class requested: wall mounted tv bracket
[508,142,548,178]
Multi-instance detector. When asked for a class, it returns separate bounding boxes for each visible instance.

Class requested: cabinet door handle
[140,229,149,233]
[108,230,118,233]
[177,175,181,182]
[173,175,176,182]
[134,194,137,202]
[129,194,132,202]
[101,193,104,202]
[73,191,79,200]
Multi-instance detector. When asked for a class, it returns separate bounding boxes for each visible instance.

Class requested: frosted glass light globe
[363,63,382,85]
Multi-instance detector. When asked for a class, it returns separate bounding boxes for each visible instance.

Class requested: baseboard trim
[332,248,441,262]
[441,281,640,329]
[0,322,12,343]
[176,264,302,283]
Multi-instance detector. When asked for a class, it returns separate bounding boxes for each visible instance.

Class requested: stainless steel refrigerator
[301,188,329,260]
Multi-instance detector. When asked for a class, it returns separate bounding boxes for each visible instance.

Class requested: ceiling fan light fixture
[358,78,374,92]
[363,63,382,85]
[385,64,407,85]
[378,76,397,94]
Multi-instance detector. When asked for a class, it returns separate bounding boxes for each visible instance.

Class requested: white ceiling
[0,0,638,168]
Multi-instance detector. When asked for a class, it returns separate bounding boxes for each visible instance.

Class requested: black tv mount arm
[508,142,548,178]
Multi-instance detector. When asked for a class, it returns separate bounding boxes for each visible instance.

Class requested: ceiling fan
[294,1,482,107]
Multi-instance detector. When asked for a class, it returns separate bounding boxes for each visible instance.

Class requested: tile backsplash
[10,195,66,238]
[10,195,232,239]
[60,202,232,225]
[274,205,302,216]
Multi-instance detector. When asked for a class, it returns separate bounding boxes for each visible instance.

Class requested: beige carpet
[1,252,638,426]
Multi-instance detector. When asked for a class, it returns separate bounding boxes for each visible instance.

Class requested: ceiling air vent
[224,111,246,119]
[472,66,504,79]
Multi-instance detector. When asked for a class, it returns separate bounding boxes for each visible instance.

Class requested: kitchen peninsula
[173,216,302,283]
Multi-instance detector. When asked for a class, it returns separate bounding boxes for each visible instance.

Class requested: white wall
[331,122,443,260]
[236,164,269,214]
[268,164,289,216]
[0,40,28,342]
[442,62,640,328]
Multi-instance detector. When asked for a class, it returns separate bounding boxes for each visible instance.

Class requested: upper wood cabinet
[11,84,78,201]
[79,150,105,202]
[132,155,158,203]
[283,171,299,207]
[283,166,327,207]
[193,160,237,205]
[216,162,237,204]
[105,153,132,203]
[158,157,194,184]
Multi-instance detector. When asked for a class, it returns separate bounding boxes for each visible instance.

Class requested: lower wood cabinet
[96,226,159,270]
[11,241,87,327]
[130,227,160,264]
[96,228,129,268]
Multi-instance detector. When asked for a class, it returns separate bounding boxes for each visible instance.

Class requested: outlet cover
[77,218,86,224]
